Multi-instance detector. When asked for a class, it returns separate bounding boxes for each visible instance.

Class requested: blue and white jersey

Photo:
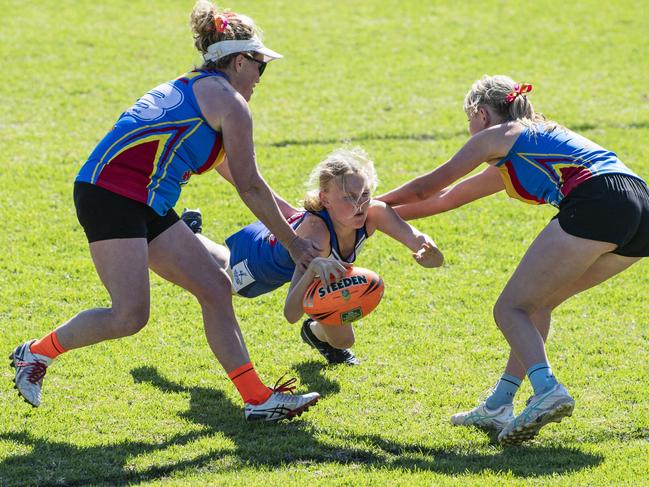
[225,209,368,298]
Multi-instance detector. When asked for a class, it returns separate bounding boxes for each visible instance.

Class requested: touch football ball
[302,266,384,325]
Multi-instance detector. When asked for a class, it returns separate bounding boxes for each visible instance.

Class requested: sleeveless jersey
[495,125,640,207]
[76,70,228,215]
[225,209,369,298]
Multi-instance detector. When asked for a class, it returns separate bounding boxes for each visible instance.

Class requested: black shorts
[555,173,649,257]
[73,182,179,243]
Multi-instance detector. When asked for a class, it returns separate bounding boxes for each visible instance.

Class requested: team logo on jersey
[127,82,184,121]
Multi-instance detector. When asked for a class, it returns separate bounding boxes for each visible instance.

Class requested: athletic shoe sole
[499,401,574,445]
[9,351,38,407]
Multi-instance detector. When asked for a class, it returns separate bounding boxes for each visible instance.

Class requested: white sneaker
[244,377,320,422]
[10,340,53,407]
[498,383,575,445]
[451,402,514,432]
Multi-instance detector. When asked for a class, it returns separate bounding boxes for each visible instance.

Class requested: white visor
[204,38,283,63]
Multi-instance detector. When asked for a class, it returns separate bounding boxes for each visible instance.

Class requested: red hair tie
[506,83,533,103]
[214,15,229,33]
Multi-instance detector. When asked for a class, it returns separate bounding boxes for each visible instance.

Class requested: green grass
[1,0,648,485]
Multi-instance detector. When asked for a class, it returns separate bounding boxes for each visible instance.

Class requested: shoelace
[272,376,297,394]
[27,361,48,384]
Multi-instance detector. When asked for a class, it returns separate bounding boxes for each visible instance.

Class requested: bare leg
[502,251,640,379]
[196,234,230,270]
[55,238,151,350]
[502,309,550,380]
[493,220,635,372]
[311,322,355,349]
[148,221,249,373]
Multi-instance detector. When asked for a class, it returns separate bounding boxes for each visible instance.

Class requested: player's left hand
[413,241,444,268]
[309,257,350,286]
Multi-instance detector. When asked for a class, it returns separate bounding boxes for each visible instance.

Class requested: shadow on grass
[0,366,603,486]
[572,427,649,443]
[292,359,342,397]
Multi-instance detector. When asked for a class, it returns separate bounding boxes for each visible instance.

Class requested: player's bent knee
[493,295,534,328]
[193,278,233,309]
[324,327,356,349]
[493,295,517,327]
[330,336,355,349]
[111,303,150,336]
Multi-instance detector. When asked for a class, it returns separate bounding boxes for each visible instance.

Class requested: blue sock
[485,373,522,409]
[527,363,558,395]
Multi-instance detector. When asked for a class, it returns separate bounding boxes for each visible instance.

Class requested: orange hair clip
[506,83,533,103]
[214,15,228,33]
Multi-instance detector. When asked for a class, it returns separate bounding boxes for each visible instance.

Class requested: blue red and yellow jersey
[76,70,228,215]
[495,125,641,207]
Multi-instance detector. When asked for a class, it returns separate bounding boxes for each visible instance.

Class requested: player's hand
[309,257,350,286]
[413,241,444,268]
[287,236,321,271]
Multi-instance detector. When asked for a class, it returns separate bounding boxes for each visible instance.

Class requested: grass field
[1,0,648,485]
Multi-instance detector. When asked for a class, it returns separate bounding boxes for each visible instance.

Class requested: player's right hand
[287,236,321,271]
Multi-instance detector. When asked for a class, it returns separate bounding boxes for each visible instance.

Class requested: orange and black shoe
[300,319,360,365]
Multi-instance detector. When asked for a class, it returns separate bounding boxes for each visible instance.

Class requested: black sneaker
[181,208,202,234]
[300,319,360,365]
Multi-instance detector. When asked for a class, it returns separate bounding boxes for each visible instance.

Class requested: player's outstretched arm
[367,201,444,268]
[376,126,505,207]
[393,165,505,221]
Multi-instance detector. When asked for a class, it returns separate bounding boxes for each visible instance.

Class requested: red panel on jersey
[96,140,158,203]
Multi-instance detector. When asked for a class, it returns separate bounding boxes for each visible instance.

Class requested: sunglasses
[243,53,267,77]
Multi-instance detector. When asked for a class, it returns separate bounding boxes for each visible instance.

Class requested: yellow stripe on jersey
[90,118,203,183]
[497,165,544,205]
[146,119,204,196]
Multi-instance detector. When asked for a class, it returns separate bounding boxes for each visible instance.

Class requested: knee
[193,271,233,308]
[111,302,150,336]
[326,329,356,349]
[493,295,525,329]
[494,292,540,327]
[492,297,508,327]
[333,337,355,349]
